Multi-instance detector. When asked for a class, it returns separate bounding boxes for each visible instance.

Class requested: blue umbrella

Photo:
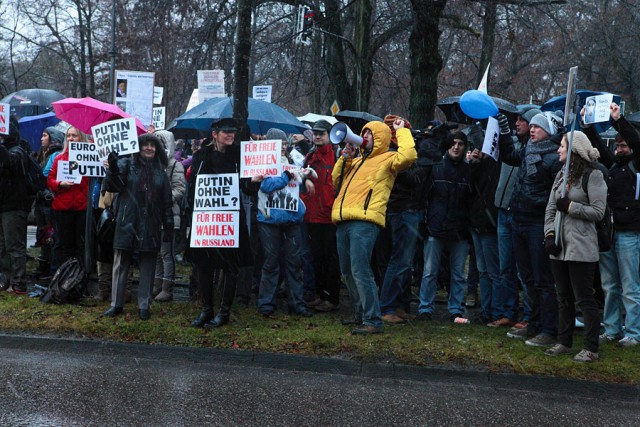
[541,90,621,133]
[170,97,309,138]
[18,111,61,152]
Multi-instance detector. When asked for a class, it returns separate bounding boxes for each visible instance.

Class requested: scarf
[524,140,557,176]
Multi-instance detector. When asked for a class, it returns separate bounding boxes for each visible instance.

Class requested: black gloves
[544,233,562,256]
[556,196,571,212]
[283,170,293,181]
[495,113,511,135]
[162,228,173,243]
[107,151,119,173]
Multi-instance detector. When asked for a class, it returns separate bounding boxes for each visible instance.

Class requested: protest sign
[240,140,282,178]
[153,86,164,105]
[190,211,239,248]
[152,107,166,130]
[584,94,614,125]
[265,181,300,212]
[252,85,272,103]
[288,148,305,167]
[69,142,106,177]
[114,70,155,126]
[198,70,225,101]
[91,118,139,160]
[481,116,500,161]
[193,173,239,211]
[56,160,83,183]
[0,103,9,135]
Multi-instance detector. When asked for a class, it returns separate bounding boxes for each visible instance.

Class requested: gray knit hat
[570,131,600,162]
[529,112,562,136]
[520,108,542,124]
[266,128,287,141]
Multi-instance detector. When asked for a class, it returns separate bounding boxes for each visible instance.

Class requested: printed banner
[193,173,240,211]
[69,142,106,177]
[91,118,140,160]
[56,160,83,183]
[584,94,614,125]
[0,103,9,135]
[152,107,165,130]
[190,211,239,248]
[197,70,225,101]
[481,116,500,161]
[153,86,164,105]
[240,140,282,178]
[114,69,155,126]
[252,85,272,103]
[265,181,300,212]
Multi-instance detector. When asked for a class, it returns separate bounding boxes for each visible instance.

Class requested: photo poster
[56,160,83,183]
[252,85,272,103]
[0,103,9,135]
[481,116,500,161]
[190,211,239,248]
[265,180,300,213]
[91,118,140,160]
[114,70,155,127]
[197,70,226,102]
[152,107,166,130]
[192,173,240,211]
[584,94,614,125]
[240,139,282,178]
[69,142,106,177]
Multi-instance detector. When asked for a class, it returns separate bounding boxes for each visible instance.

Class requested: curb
[1,333,638,402]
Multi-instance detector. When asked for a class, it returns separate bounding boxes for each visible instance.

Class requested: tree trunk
[232,0,253,140]
[477,0,497,88]
[323,0,353,110]
[408,0,448,126]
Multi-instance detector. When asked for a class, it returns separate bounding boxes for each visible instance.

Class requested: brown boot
[155,280,174,302]
[152,278,163,297]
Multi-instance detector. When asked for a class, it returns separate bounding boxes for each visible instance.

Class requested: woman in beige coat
[543,131,606,362]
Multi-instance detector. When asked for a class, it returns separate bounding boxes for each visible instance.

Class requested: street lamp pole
[108,0,116,103]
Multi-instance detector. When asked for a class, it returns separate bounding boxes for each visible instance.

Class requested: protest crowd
[2,98,640,364]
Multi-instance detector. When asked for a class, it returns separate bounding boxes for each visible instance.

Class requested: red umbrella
[51,97,147,135]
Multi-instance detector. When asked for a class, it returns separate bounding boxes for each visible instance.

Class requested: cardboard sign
[481,116,500,161]
[91,118,139,160]
[0,103,9,135]
[152,107,165,130]
[56,160,83,183]
[584,94,614,125]
[193,173,239,211]
[265,181,300,212]
[69,142,106,177]
[252,85,272,103]
[190,211,239,248]
[240,140,282,178]
[114,70,155,126]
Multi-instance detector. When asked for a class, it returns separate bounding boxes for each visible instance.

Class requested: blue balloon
[460,90,499,119]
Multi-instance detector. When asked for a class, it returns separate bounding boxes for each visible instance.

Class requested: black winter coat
[469,156,500,234]
[106,156,173,252]
[0,141,32,213]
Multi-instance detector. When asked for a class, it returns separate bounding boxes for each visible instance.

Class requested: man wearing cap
[488,107,541,328]
[187,117,255,328]
[497,111,563,348]
[0,116,31,294]
[300,120,342,312]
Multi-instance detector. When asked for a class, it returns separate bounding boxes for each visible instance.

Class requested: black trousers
[551,260,600,352]
[307,223,341,305]
[52,210,86,273]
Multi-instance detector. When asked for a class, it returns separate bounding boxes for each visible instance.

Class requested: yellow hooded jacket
[331,121,416,228]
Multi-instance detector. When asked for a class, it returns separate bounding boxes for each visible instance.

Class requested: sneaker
[618,336,639,347]
[507,327,536,339]
[314,300,339,312]
[352,325,383,335]
[487,318,515,328]
[599,333,623,344]
[525,334,556,347]
[544,343,573,356]
[512,321,529,330]
[573,349,599,362]
[416,312,432,321]
[465,294,477,308]
[12,283,28,295]
[382,313,407,324]
[451,314,470,324]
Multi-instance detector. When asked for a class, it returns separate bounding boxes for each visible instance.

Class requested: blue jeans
[419,236,469,317]
[380,210,421,315]
[512,220,557,337]
[496,209,524,321]
[336,221,382,328]
[257,223,306,314]
[599,232,640,340]
[471,231,499,321]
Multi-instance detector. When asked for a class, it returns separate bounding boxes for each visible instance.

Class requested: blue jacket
[257,172,306,225]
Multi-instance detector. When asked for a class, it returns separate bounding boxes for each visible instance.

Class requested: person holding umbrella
[101,133,173,320]
[543,131,605,362]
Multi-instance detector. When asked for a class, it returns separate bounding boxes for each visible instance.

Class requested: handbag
[96,207,116,242]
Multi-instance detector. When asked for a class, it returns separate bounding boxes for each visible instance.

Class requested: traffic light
[296,6,314,45]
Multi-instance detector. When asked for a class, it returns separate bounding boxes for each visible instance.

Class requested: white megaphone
[329,122,364,147]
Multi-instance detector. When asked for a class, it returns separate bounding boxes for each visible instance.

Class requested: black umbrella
[436,96,518,125]
[0,88,66,118]
[334,110,383,135]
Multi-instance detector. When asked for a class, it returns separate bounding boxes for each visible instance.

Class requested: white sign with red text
[0,103,9,135]
[190,211,239,248]
[240,140,282,178]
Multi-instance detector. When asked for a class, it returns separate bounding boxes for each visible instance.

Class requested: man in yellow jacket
[332,119,417,334]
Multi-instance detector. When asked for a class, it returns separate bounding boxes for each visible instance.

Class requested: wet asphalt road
[0,335,639,426]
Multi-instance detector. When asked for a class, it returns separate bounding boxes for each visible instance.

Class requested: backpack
[40,258,86,304]
[582,168,614,252]
[16,147,47,195]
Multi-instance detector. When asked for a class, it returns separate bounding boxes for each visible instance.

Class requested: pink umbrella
[51,97,147,135]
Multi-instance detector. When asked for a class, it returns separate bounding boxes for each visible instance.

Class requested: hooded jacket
[301,143,336,223]
[331,121,416,228]
[155,130,186,229]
